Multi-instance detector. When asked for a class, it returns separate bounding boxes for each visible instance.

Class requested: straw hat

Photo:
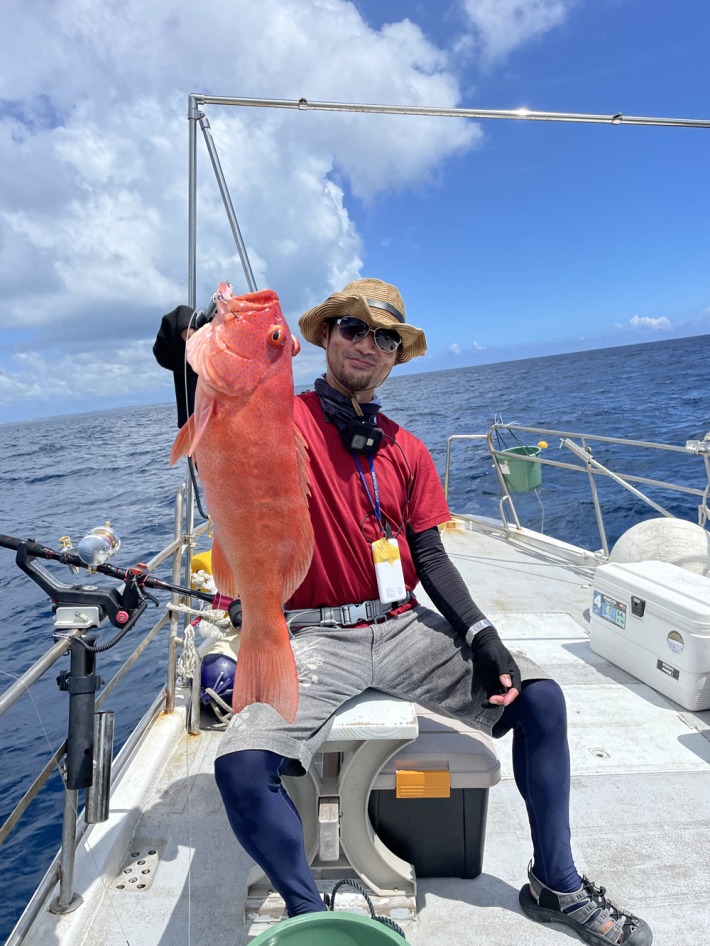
[298,277,427,364]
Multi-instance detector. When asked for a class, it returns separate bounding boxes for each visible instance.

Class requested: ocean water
[0,333,708,940]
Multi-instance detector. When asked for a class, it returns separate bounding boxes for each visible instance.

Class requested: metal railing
[1,482,210,944]
[444,424,710,556]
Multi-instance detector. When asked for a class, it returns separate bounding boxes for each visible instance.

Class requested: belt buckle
[342,601,369,625]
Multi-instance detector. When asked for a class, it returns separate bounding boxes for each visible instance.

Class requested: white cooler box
[590,560,710,711]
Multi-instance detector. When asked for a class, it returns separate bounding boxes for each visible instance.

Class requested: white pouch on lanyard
[371,537,407,604]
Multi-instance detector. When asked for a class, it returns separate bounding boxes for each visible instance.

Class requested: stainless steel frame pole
[196,112,257,292]
[49,789,82,914]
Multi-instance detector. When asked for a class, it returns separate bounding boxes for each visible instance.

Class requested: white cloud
[447,341,483,356]
[628,314,672,331]
[0,340,164,411]
[461,0,573,64]
[0,0,585,421]
[0,0,488,420]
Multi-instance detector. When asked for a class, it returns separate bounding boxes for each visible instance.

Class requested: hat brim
[298,292,427,364]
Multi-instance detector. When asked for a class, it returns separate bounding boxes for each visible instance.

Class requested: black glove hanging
[470,626,522,706]
[314,377,384,455]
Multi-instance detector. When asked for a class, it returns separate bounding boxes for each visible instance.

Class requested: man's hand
[469,626,521,707]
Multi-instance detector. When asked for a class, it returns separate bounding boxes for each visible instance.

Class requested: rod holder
[85,711,115,824]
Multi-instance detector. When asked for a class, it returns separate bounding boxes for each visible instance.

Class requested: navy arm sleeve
[408,524,522,699]
[406,524,491,635]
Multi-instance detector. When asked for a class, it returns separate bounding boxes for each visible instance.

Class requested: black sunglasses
[334,316,402,354]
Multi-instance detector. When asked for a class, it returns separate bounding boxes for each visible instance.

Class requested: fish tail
[231,613,299,723]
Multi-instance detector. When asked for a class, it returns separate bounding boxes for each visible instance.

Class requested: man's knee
[518,678,567,733]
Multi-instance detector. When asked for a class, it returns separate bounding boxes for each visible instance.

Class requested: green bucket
[498,445,542,493]
[249,912,406,945]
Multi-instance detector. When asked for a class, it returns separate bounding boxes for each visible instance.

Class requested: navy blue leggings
[498,678,580,892]
[214,678,580,916]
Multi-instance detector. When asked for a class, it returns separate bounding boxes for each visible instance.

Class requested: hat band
[365,298,404,323]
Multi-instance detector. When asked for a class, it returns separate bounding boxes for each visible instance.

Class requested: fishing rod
[0,531,214,605]
[0,525,220,855]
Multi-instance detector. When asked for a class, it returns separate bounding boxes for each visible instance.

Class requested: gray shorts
[216,604,545,774]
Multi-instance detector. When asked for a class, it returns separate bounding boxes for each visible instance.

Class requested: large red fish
[170,283,313,723]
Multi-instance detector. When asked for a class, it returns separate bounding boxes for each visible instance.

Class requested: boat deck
[18,519,710,946]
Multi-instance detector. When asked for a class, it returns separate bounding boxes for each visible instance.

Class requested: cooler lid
[593,561,710,627]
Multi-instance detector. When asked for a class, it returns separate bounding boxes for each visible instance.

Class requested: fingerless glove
[469,625,522,701]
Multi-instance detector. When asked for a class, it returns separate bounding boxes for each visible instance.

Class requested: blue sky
[0,0,708,422]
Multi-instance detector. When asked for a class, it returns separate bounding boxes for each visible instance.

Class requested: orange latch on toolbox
[395,768,451,799]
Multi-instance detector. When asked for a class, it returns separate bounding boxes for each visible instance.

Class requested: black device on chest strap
[314,377,384,456]
[340,416,383,455]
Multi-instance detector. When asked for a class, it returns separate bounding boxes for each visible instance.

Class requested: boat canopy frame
[184,92,710,562]
[185,92,710,310]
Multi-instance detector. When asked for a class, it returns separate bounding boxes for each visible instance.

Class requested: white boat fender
[609,517,710,576]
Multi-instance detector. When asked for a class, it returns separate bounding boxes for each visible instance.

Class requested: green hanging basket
[498,445,542,493]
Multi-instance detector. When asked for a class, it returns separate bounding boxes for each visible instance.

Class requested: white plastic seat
[247,690,419,903]
[245,691,500,930]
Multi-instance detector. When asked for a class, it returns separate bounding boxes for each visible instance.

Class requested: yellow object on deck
[191,549,215,593]
[192,550,213,575]
[395,768,451,799]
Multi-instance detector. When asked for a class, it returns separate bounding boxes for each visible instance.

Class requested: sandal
[518,862,652,945]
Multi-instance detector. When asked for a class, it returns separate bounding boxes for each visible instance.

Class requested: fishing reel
[1,527,214,637]
[76,522,121,567]
[59,522,121,575]
[193,296,218,330]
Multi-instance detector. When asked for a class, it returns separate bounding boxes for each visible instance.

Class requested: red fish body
[170,284,313,723]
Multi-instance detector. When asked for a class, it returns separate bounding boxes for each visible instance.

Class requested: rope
[176,618,198,682]
[328,878,407,939]
[192,569,216,593]
[167,602,232,643]
[167,601,230,627]
[203,688,233,727]
[171,599,233,690]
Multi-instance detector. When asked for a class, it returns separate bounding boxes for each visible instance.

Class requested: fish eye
[268,325,286,347]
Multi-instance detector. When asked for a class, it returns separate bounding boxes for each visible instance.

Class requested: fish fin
[292,423,312,499]
[168,397,218,465]
[211,534,240,600]
[280,425,314,602]
[232,613,299,723]
[190,394,218,451]
[169,415,195,465]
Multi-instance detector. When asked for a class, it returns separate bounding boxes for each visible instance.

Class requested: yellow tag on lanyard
[372,537,400,564]
[371,537,407,604]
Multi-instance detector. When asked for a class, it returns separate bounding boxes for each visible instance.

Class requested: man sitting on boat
[156,278,651,946]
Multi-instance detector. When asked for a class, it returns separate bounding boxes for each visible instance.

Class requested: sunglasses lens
[337,317,370,342]
[373,329,401,353]
[336,317,402,354]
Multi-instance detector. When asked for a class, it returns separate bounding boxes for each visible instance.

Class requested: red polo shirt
[286,391,451,610]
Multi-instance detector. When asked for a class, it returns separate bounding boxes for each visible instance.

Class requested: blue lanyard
[354,455,383,532]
